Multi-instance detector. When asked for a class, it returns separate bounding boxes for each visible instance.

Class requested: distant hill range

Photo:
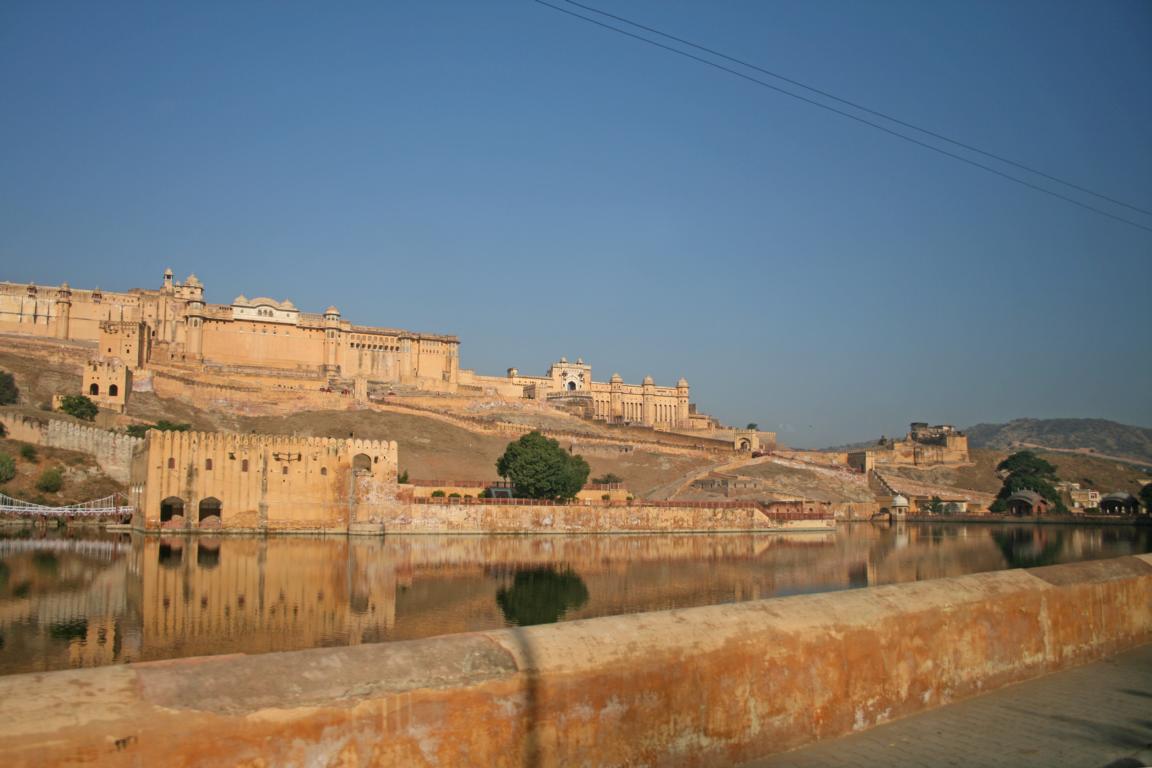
[824,418,1152,467]
[963,418,1152,466]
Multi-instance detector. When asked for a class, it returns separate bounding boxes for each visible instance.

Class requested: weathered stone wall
[1,554,1148,767]
[131,430,398,533]
[0,412,141,483]
[386,499,832,533]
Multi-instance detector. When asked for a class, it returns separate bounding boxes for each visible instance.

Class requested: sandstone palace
[0,271,708,432]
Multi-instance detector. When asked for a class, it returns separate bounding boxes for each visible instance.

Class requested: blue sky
[1,0,1149,447]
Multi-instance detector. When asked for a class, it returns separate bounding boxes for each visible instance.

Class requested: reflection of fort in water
[1,525,1149,674]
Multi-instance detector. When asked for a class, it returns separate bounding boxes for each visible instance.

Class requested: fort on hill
[1,270,738,439]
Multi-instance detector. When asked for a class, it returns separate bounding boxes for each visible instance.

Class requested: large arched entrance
[160,496,185,523]
[198,497,222,525]
[353,453,372,474]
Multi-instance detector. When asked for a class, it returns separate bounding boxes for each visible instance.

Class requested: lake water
[1,523,1149,676]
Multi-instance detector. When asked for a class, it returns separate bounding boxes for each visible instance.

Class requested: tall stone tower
[676,377,690,428]
[54,282,71,340]
[183,274,205,361]
[323,306,341,377]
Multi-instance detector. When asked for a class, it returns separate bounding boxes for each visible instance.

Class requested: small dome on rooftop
[642,375,654,385]
[892,494,909,507]
[610,372,622,383]
[677,377,689,387]
[325,306,340,316]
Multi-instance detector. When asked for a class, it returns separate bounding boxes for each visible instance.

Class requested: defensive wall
[0,411,141,483]
[2,553,1148,767]
[131,430,398,534]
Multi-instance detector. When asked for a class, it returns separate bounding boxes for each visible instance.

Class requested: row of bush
[0,453,63,492]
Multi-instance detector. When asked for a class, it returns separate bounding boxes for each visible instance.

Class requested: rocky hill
[964,418,1152,465]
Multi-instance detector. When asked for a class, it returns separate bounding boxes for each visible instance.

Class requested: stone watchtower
[641,375,655,425]
[609,372,624,422]
[676,376,690,428]
[323,306,341,378]
[54,282,72,340]
[182,274,205,361]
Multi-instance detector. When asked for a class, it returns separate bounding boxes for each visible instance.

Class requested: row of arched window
[164,457,335,476]
[88,383,118,396]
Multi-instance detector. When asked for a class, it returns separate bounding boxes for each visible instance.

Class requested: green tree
[592,472,623,485]
[746,423,758,431]
[0,454,15,485]
[36,467,63,493]
[496,431,590,501]
[992,450,1067,514]
[397,469,409,484]
[927,496,944,514]
[57,395,98,421]
[996,451,1057,479]
[0,370,18,405]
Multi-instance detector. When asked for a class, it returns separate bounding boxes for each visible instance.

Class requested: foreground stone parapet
[2,555,1150,767]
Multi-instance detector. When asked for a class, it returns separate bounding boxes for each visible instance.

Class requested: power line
[560,0,1152,219]
[533,0,1152,235]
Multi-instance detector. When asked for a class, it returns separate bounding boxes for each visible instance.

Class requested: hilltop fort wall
[0,272,459,391]
[848,422,970,470]
[0,413,141,482]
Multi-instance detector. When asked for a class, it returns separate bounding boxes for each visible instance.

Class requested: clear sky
[1,1,1149,448]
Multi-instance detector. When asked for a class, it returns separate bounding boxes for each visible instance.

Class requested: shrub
[0,454,15,485]
[36,467,63,493]
[397,469,409,484]
[430,489,446,498]
[19,444,37,462]
[448,492,462,499]
[601,494,611,501]
[57,394,98,421]
[0,370,18,405]
[592,473,624,485]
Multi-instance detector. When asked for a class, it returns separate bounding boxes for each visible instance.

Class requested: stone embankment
[1,554,1148,767]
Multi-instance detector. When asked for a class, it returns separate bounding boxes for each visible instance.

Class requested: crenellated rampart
[0,412,141,483]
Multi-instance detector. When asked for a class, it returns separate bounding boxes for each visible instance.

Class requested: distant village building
[1099,492,1139,516]
[1056,481,1100,510]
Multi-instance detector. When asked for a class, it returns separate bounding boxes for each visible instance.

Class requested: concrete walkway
[743,644,1152,768]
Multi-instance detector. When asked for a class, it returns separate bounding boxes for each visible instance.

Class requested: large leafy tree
[496,431,590,501]
[990,450,1067,514]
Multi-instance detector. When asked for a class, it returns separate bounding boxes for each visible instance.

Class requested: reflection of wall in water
[0,537,135,673]
[133,537,397,660]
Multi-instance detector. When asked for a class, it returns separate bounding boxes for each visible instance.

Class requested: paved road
[743,644,1152,768]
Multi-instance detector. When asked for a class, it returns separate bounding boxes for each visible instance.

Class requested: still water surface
[1,523,1149,676]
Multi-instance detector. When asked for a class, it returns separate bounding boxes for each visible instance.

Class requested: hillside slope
[965,418,1152,465]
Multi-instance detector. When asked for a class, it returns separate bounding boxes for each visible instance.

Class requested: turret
[641,375,655,426]
[54,282,72,339]
[609,373,623,423]
[185,290,205,361]
[323,306,341,376]
[676,377,690,427]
